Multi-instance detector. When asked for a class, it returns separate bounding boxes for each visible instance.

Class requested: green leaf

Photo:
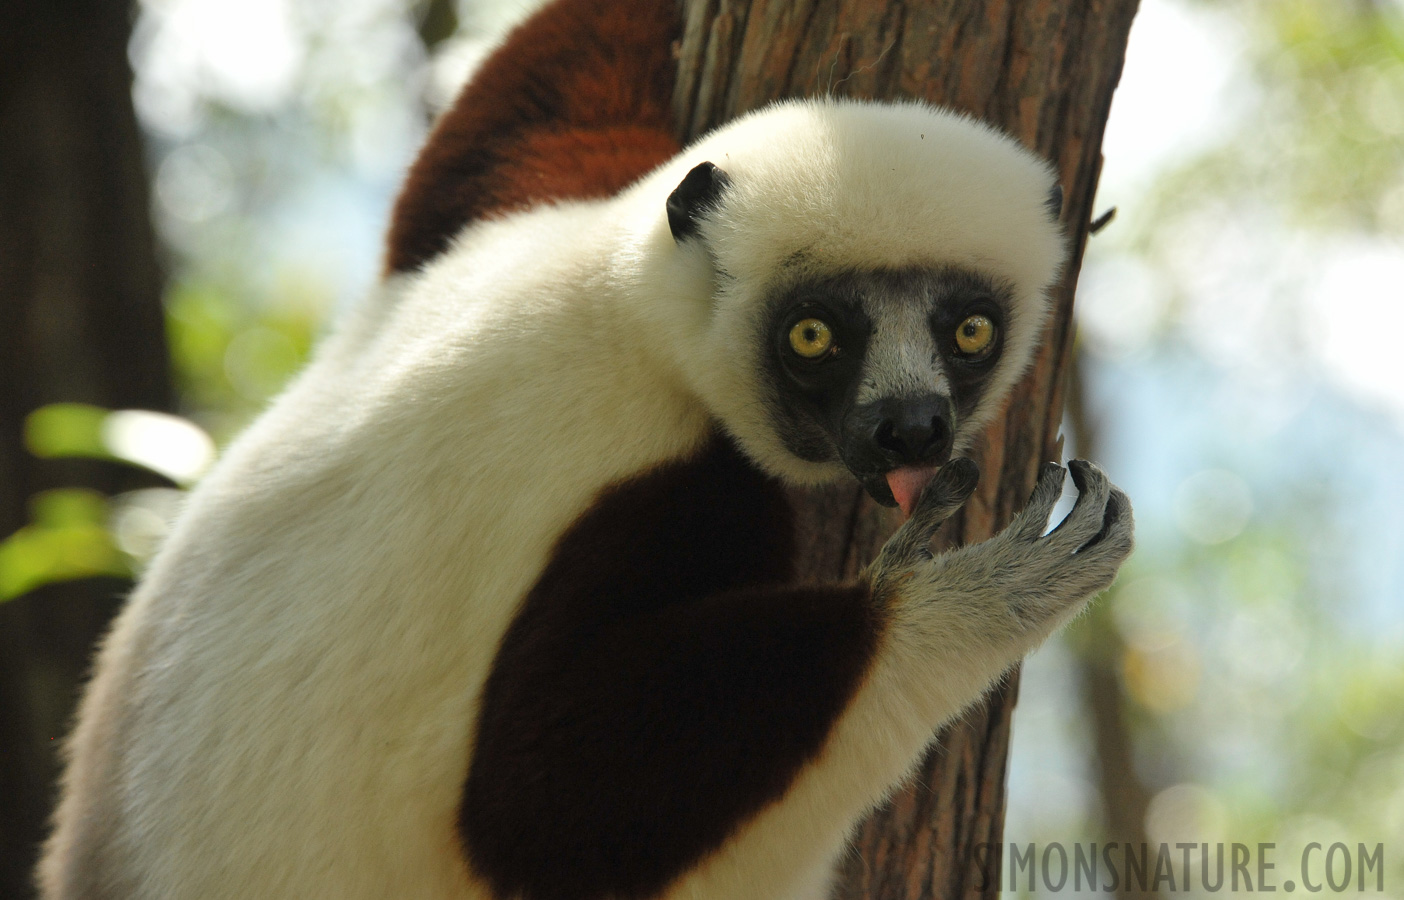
[23,404,215,486]
[0,519,129,601]
[31,488,108,528]
[25,403,108,459]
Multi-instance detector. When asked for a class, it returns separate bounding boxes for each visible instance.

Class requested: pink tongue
[886,465,942,520]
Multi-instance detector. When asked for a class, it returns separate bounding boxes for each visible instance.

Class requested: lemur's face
[757,267,1015,517]
[661,133,1061,507]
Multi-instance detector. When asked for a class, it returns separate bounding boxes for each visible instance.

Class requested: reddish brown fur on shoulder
[384,0,681,274]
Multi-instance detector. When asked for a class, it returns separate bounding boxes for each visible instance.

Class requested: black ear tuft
[1046,184,1064,222]
[667,162,732,243]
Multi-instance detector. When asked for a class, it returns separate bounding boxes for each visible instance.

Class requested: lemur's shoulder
[385,0,681,274]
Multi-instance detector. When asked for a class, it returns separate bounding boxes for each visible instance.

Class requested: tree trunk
[0,0,171,895]
[673,2,1139,897]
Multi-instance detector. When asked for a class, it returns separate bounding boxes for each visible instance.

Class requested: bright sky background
[1090,0,1404,425]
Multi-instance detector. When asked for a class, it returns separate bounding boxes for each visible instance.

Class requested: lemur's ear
[667,162,731,243]
[1045,184,1064,222]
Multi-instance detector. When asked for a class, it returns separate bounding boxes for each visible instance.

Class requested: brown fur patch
[384,0,681,273]
[461,439,882,900]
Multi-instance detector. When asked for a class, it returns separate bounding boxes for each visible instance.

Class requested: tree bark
[0,1,171,896]
[673,2,1139,897]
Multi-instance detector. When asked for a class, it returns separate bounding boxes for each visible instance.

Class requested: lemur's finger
[1046,459,1113,548]
[1067,459,1110,496]
[1076,487,1135,556]
[1007,461,1067,542]
[881,458,979,564]
[911,457,979,528]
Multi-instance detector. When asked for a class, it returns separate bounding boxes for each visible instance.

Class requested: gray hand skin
[867,458,1135,694]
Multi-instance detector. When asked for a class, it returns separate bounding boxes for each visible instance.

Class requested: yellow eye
[955,315,996,356]
[788,318,834,359]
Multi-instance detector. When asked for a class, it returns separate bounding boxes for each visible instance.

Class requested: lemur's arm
[461,440,874,899]
[386,0,680,273]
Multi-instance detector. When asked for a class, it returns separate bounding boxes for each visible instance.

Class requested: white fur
[42,100,1073,900]
[628,100,1063,480]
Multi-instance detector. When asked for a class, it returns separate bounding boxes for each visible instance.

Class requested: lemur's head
[654,100,1065,517]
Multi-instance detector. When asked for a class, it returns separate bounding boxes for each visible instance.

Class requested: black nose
[861,395,955,466]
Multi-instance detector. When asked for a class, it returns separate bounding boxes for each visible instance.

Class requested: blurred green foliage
[166,275,323,441]
[0,490,127,601]
[1260,0,1404,229]
[1146,0,1404,235]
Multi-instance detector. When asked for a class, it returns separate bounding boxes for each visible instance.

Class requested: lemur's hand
[869,458,1134,649]
[993,459,1135,630]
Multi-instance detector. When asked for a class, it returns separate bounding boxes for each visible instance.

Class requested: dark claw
[1067,458,1095,492]
[1076,490,1122,554]
[1048,460,1101,538]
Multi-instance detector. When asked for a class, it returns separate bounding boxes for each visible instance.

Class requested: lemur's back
[41,3,690,896]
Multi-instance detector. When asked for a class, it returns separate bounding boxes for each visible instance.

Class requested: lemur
[40,0,1133,897]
